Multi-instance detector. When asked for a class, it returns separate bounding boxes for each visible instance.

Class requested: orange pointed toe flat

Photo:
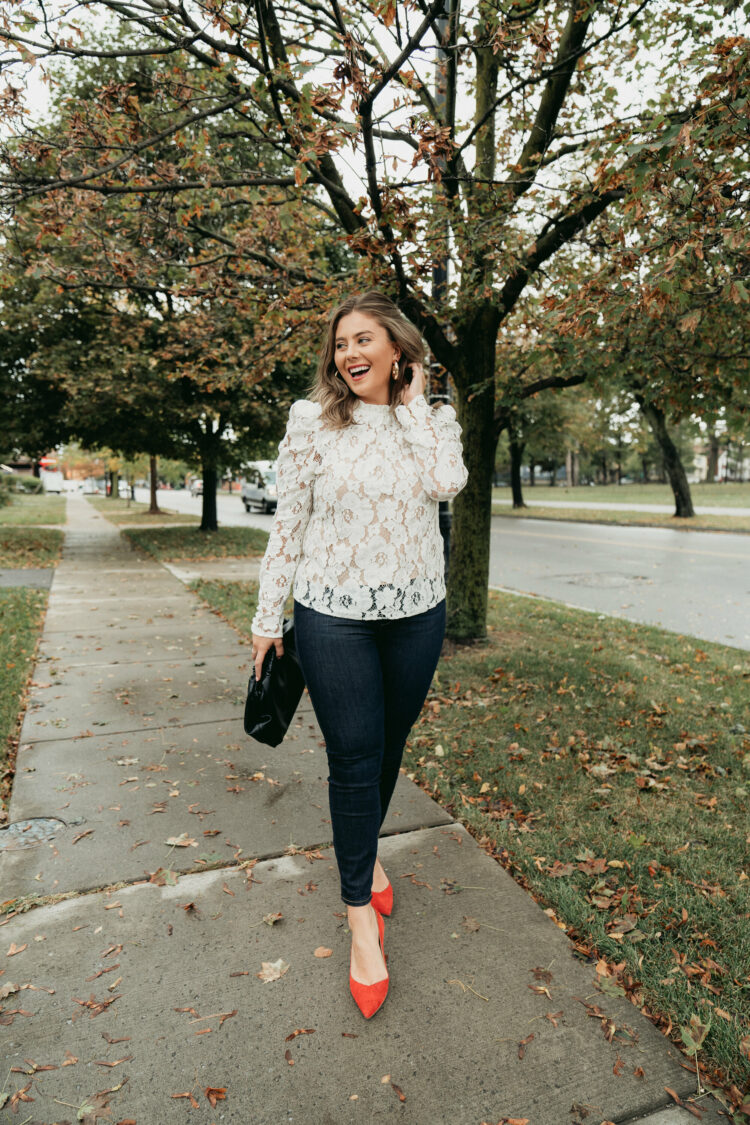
[370,880,393,917]
[349,908,388,1019]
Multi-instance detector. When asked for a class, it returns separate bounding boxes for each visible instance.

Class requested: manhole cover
[0,817,68,851]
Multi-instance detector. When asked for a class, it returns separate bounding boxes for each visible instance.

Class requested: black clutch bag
[244,618,305,747]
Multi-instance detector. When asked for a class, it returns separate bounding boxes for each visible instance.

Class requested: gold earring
[392,359,399,379]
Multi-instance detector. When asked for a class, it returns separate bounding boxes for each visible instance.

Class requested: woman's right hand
[251,634,284,682]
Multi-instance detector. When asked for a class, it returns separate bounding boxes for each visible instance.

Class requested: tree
[1,34,327,526]
[2,2,747,635]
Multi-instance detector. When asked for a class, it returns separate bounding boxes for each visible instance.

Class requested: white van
[241,462,277,513]
[40,469,64,493]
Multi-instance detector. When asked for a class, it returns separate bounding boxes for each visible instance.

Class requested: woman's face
[333,311,400,405]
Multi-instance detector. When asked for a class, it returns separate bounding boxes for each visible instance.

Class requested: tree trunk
[706,433,721,482]
[636,397,695,517]
[509,438,526,509]
[109,469,119,499]
[641,455,649,482]
[200,463,218,532]
[148,455,161,514]
[565,448,573,486]
[529,458,535,486]
[548,461,557,486]
[447,374,497,643]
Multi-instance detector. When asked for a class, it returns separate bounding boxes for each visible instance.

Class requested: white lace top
[251,394,468,637]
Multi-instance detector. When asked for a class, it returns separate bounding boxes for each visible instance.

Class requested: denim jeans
[293,598,446,906]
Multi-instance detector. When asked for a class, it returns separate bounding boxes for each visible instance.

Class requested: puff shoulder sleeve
[250,400,322,638]
[394,394,468,500]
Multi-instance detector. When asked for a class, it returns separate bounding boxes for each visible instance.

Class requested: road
[135,489,750,651]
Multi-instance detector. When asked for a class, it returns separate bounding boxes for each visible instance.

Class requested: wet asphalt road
[133,489,750,651]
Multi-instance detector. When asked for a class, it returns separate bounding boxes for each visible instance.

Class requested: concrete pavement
[0,495,727,1123]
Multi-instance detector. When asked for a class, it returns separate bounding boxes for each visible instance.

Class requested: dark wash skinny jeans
[293,597,446,906]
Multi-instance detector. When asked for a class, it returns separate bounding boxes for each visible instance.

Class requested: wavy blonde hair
[311,292,426,429]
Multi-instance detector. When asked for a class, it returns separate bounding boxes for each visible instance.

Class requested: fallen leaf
[6,944,27,957]
[263,912,283,926]
[257,959,289,983]
[530,967,553,984]
[8,1082,33,1111]
[391,1083,406,1103]
[518,1033,534,1059]
[313,947,332,958]
[171,1092,200,1108]
[72,992,121,1018]
[205,1086,227,1107]
[165,833,198,847]
[462,916,480,932]
[285,1029,315,1041]
[285,1049,294,1065]
[72,829,94,844]
[148,867,179,886]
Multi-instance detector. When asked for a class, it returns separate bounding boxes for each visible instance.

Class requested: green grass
[87,496,200,525]
[492,482,750,508]
[189,578,750,1096]
[122,525,269,562]
[491,506,750,534]
[0,589,48,821]
[0,527,64,568]
[0,493,67,526]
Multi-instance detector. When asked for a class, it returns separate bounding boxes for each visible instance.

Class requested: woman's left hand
[401,361,426,406]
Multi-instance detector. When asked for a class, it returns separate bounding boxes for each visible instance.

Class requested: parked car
[241,466,277,513]
[190,479,203,497]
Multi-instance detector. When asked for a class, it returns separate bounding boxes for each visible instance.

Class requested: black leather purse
[244,618,305,747]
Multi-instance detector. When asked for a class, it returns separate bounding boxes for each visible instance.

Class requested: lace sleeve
[251,400,322,638]
[394,394,468,501]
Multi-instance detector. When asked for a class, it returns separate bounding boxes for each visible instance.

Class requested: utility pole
[431,0,456,577]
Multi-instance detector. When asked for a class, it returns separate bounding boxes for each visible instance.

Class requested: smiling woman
[334,310,400,404]
[248,290,468,1019]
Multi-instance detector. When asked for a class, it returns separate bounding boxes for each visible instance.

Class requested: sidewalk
[0,496,726,1124]
[492,498,750,516]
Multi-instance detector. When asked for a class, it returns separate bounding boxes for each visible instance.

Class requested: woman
[250,292,468,1018]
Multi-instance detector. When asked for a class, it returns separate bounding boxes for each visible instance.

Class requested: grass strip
[122,525,269,562]
[189,578,750,1097]
[0,494,66,527]
[0,589,48,820]
[0,527,64,568]
[492,484,750,509]
[491,507,750,534]
[86,496,200,525]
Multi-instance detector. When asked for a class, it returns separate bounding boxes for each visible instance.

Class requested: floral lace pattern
[251,394,468,637]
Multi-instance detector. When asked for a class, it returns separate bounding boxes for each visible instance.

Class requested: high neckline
[353,398,391,411]
[352,399,393,422]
